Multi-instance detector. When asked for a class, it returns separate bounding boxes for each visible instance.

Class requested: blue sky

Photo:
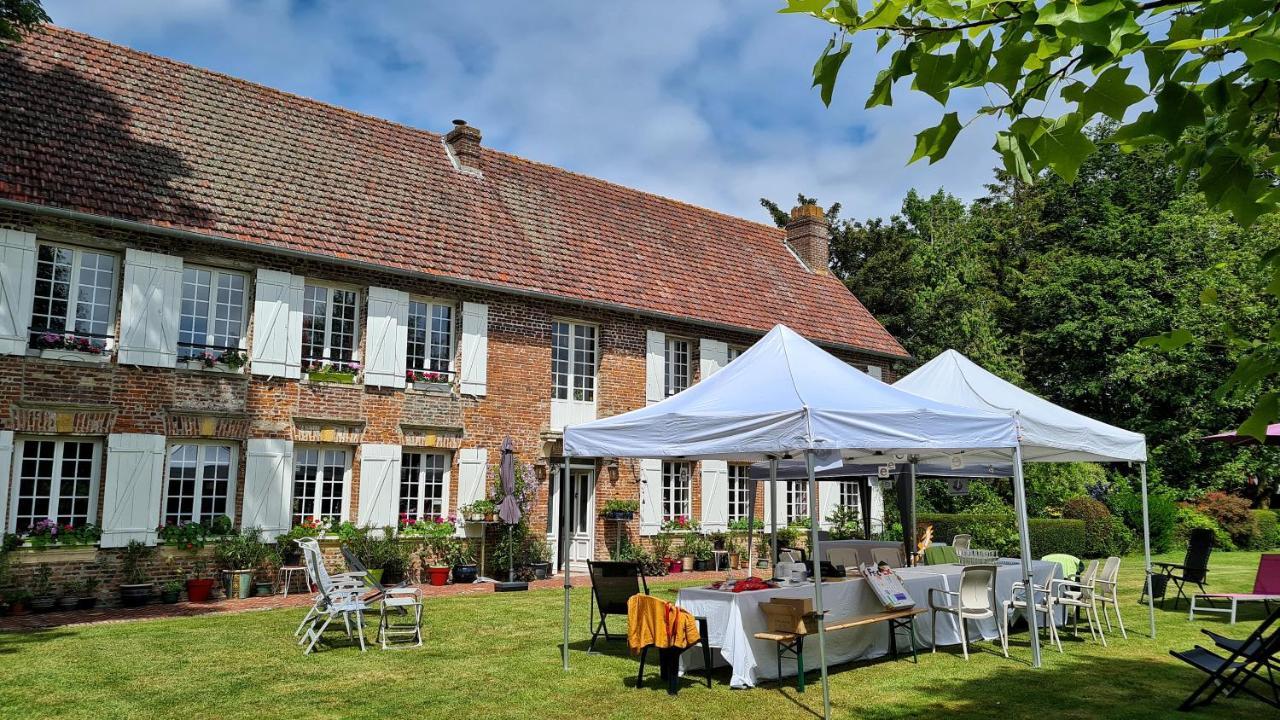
[45,0,1003,223]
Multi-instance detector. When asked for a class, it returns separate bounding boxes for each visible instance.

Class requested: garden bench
[753,606,925,692]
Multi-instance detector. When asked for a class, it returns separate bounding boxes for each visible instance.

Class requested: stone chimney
[785,203,829,274]
[444,119,483,175]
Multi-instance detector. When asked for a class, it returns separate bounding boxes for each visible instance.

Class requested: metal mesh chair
[587,561,649,653]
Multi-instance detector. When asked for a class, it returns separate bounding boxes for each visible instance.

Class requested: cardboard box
[760,597,816,634]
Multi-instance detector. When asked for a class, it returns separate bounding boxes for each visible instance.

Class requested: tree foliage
[782,0,1280,437]
[0,0,48,42]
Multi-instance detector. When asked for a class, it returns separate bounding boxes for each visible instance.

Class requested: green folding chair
[924,545,959,565]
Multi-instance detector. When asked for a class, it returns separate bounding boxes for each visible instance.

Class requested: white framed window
[29,242,118,349]
[407,299,454,374]
[661,461,691,523]
[163,443,237,525]
[302,283,360,369]
[727,345,744,363]
[400,450,450,522]
[178,266,247,359]
[727,464,751,522]
[786,480,809,525]
[664,337,690,396]
[292,446,351,524]
[552,320,598,402]
[839,480,858,509]
[10,438,101,533]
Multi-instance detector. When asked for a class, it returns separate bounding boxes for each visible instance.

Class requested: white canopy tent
[563,325,1022,719]
[895,349,1155,637]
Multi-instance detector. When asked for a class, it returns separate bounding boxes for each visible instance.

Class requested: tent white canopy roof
[894,349,1147,463]
[562,325,1019,461]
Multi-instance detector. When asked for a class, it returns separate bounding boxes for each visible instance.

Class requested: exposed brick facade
[0,202,897,605]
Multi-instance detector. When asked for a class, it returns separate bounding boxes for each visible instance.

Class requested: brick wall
[0,208,903,602]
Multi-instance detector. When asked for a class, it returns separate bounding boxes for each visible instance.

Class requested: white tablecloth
[677,559,1061,688]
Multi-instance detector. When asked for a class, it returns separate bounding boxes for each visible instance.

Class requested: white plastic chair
[1052,559,1107,647]
[1095,556,1127,639]
[297,539,371,654]
[929,564,1004,660]
[871,547,905,568]
[952,534,972,554]
[1002,580,1062,655]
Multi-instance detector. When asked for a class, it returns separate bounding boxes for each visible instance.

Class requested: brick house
[0,28,906,588]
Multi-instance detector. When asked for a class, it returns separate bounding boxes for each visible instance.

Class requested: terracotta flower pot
[667,559,684,574]
[427,566,450,586]
[186,578,215,603]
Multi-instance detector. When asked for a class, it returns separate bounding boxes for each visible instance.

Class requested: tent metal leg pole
[1012,445,1041,668]
[562,455,572,671]
[805,451,831,720]
[770,458,779,573]
[745,475,758,578]
[1140,462,1155,639]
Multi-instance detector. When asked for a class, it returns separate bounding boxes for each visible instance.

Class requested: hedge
[917,513,1088,559]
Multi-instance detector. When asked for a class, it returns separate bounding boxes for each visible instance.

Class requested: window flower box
[179,349,248,374]
[11,546,100,565]
[305,361,361,384]
[29,331,111,363]
[406,370,452,393]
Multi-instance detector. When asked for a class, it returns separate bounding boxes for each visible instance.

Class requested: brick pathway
[0,569,729,631]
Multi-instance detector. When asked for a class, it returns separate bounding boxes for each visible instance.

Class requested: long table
[677,560,1061,688]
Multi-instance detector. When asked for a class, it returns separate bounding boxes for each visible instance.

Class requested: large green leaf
[995,130,1036,182]
[1149,82,1205,143]
[867,69,895,108]
[1062,66,1147,120]
[780,0,833,14]
[812,38,853,107]
[910,112,963,164]
[860,0,908,29]
[1239,392,1279,441]
[1138,328,1194,351]
[1037,0,1123,26]
[912,52,955,105]
[1030,113,1096,183]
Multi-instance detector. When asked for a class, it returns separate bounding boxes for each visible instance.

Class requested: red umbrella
[1202,423,1280,445]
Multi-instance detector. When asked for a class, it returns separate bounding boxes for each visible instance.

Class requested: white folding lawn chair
[293,538,365,640]
[297,539,372,654]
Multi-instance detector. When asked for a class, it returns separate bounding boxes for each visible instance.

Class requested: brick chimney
[444,119,483,175]
[785,203,829,274]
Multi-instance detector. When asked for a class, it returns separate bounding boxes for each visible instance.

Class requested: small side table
[278,566,309,598]
[711,550,729,572]
[464,519,498,581]
[604,515,633,557]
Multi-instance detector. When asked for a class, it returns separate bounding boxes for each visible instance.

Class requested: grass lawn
[0,551,1272,719]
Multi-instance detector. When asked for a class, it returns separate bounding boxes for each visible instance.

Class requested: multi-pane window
[407,300,454,374]
[400,451,449,522]
[786,480,809,525]
[838,480,858,509]
[552,321,598,402]
[30,243,117,347]
[292,447,350,524]
[661,461,691,522]
[10,439,99,533]
[727,464,751,522]
[164,444,235,525]
[302,283,359,368]
[178,267,247,359]
[727,345,744,363]
[664,337,690,396]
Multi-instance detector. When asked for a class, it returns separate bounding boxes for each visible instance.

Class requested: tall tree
[0,0,48,42]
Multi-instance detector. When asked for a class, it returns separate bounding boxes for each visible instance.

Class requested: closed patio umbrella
[496,436,528,591]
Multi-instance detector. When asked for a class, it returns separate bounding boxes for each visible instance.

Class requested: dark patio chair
[1147,528,1214,610]
[587,561,649,653]
[1172,604,1280,711]
[342,546,415,604]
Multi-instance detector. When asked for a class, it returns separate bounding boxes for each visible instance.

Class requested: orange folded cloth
[626,594,701,655]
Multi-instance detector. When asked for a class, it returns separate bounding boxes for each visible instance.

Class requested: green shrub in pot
[213,528,267,599]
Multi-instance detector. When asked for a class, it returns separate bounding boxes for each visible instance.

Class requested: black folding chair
[342,546,413,603]
[587,561,649,653]
[1172,605,1280,710]
[1147,528,1214,610]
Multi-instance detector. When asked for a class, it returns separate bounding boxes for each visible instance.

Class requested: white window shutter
[698,338,728,382]
[101,434,166,548]
[251,269,304,379]
[869,479,886,535]
[357,443,401,529]
[363,287,409,388]
[456,448,487,537]
[0,430,12,533]
[645,330,665,404]
[460,302,488,395]
[638,458,662,536]
[241,438,294,540]
[817,480,841,530]
[866,365,883,381]
[700,460,729,532]
[0,229,36,356]
[118,249,183,367]
[764,480,777,531]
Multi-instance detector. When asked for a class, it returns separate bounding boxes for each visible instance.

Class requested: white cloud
[44,0,1007,222]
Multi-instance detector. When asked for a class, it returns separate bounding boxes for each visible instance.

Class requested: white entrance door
[550,465,595,572]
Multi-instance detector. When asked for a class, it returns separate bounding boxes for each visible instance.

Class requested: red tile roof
[0,27,907,357]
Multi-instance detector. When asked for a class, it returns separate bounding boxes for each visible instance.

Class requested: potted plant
[653,533,680,573]
[685,536,714,572]
[157,520,210,551]
[600,499,639,520]
[29,564,57,612]
[380,537,410,584]
[5,588,32,615]
[64,577,100,610]
[118,540,155,607]
[448,539,478,584]
[213,528,266,600]
[415,517,457,586]
[160,580,182,604]
[526,536,552,579]
[460,499,496,523]
[304,360,361,383]
[185,560,216,602]
[256,546,281,596]
[276,518,322,566]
